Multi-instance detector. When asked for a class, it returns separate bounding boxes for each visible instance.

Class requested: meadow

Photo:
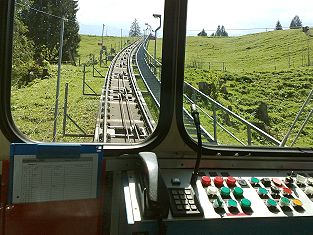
[147,29,313,146]
[11,29,313,146]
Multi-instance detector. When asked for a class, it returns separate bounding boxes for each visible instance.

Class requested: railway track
[94,39,155,143]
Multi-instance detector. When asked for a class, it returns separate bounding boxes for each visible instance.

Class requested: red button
[226,176,236,187]
[282,187,292,195]
[272,178,282,186]
[201,176,211,187]
[214,176,224,187]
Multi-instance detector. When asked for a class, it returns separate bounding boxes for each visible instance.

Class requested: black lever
[190,104,203,185]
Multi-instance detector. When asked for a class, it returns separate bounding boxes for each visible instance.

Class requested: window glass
[183,0,313,148]
[11,0,164,143]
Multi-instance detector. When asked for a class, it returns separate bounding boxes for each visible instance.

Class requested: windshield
[180,0,313,148]
[11,0,164,143]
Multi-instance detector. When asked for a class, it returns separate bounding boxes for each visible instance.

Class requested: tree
[290,15,302,29]
[220,25,228,37]
[198,29,207,36]
[275,20,283,30]
[21,0,80,62]
[129,19,141,37]
[212,25,228,37]
[12,4,35,86]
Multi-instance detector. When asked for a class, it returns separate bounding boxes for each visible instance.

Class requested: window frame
[174,0,313,159]
[0,0,182,155]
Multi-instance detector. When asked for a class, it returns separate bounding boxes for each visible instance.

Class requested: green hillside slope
[185,29,313,72]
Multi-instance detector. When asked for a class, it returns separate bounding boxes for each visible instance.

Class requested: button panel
[168,187,203,217]
[160,170,313,219]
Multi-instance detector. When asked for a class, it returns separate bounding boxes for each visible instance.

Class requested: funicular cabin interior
[1,0,313,234]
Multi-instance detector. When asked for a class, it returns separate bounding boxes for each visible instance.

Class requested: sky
[77,0,313,36]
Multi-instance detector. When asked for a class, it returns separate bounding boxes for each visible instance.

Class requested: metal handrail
[142,38,281,146]
[184,82,281,146]
[184,95,246,146]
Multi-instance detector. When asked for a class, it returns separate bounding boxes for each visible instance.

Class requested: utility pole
[152,14,161,75]
[100,24,105,67]
[53,17,65,142]
[120,28,123,50]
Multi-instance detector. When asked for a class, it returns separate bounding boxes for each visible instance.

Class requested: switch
[285,176,294,184]
[213,197,224,208]
[171,178,181,186]
[237,179,248,188]
[307,177,313,186]
[262,178,271,187]
[201,176,211,187]
[207,186,218,196]
[282,187,292,197]
[240,198,251,209]
[226,176,236,187]
[279,197,290,207]
[266,198,277,208]
[233,187,244,198]
[214,176,224,187]
[292,199,303,207]
[271,185,280,194]
[258,187,268,197]
[250,177,260,186]
[220,187,231,197]
[304,186,313,195]
[227,199,238,208]
[296,174,306,185]
[272,178,282,186]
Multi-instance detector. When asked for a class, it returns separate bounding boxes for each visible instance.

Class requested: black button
[171,178,181,186]
[238,179,248,188]
[271,185,280,194]
[209,172,218,177]
[262,178,271,187]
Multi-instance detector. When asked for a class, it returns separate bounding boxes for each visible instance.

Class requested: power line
[16,1,75,23]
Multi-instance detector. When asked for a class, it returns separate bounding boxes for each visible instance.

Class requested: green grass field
[147,29,313,146]
[11,35,132,142]
[11,29,313,146]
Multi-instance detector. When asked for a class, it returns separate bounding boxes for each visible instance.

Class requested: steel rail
[94,38,155,143]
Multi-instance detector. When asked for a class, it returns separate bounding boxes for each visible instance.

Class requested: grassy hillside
[11,35,130,142]
[148,29,313,146]
[11,30,313,146]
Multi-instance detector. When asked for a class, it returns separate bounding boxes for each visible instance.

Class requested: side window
[11,0,164,143]
[183,1,313,148]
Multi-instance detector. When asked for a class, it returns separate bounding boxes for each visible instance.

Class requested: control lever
[137,152,169,219]
[190,104,203,185]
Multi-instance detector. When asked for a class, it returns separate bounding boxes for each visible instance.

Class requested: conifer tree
[275,20,283,30]
[129,19,141,37]
[290,15,302,29]
[197,29,207,36]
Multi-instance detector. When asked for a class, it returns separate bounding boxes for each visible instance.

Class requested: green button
[228,199,237,208]
[280,197,290,207]
[258,187,268,195]
[233,187,243,197]
[266,199,277,207]
[220,187,231,197]
[251,177,260,184]
[213,197,224,208]
[240,198,251,208]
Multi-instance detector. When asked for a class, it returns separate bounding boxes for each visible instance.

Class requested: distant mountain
[79,24,129,37]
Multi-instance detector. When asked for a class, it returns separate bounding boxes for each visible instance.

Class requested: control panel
[125,169,313,223]
[161,169,313,219]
